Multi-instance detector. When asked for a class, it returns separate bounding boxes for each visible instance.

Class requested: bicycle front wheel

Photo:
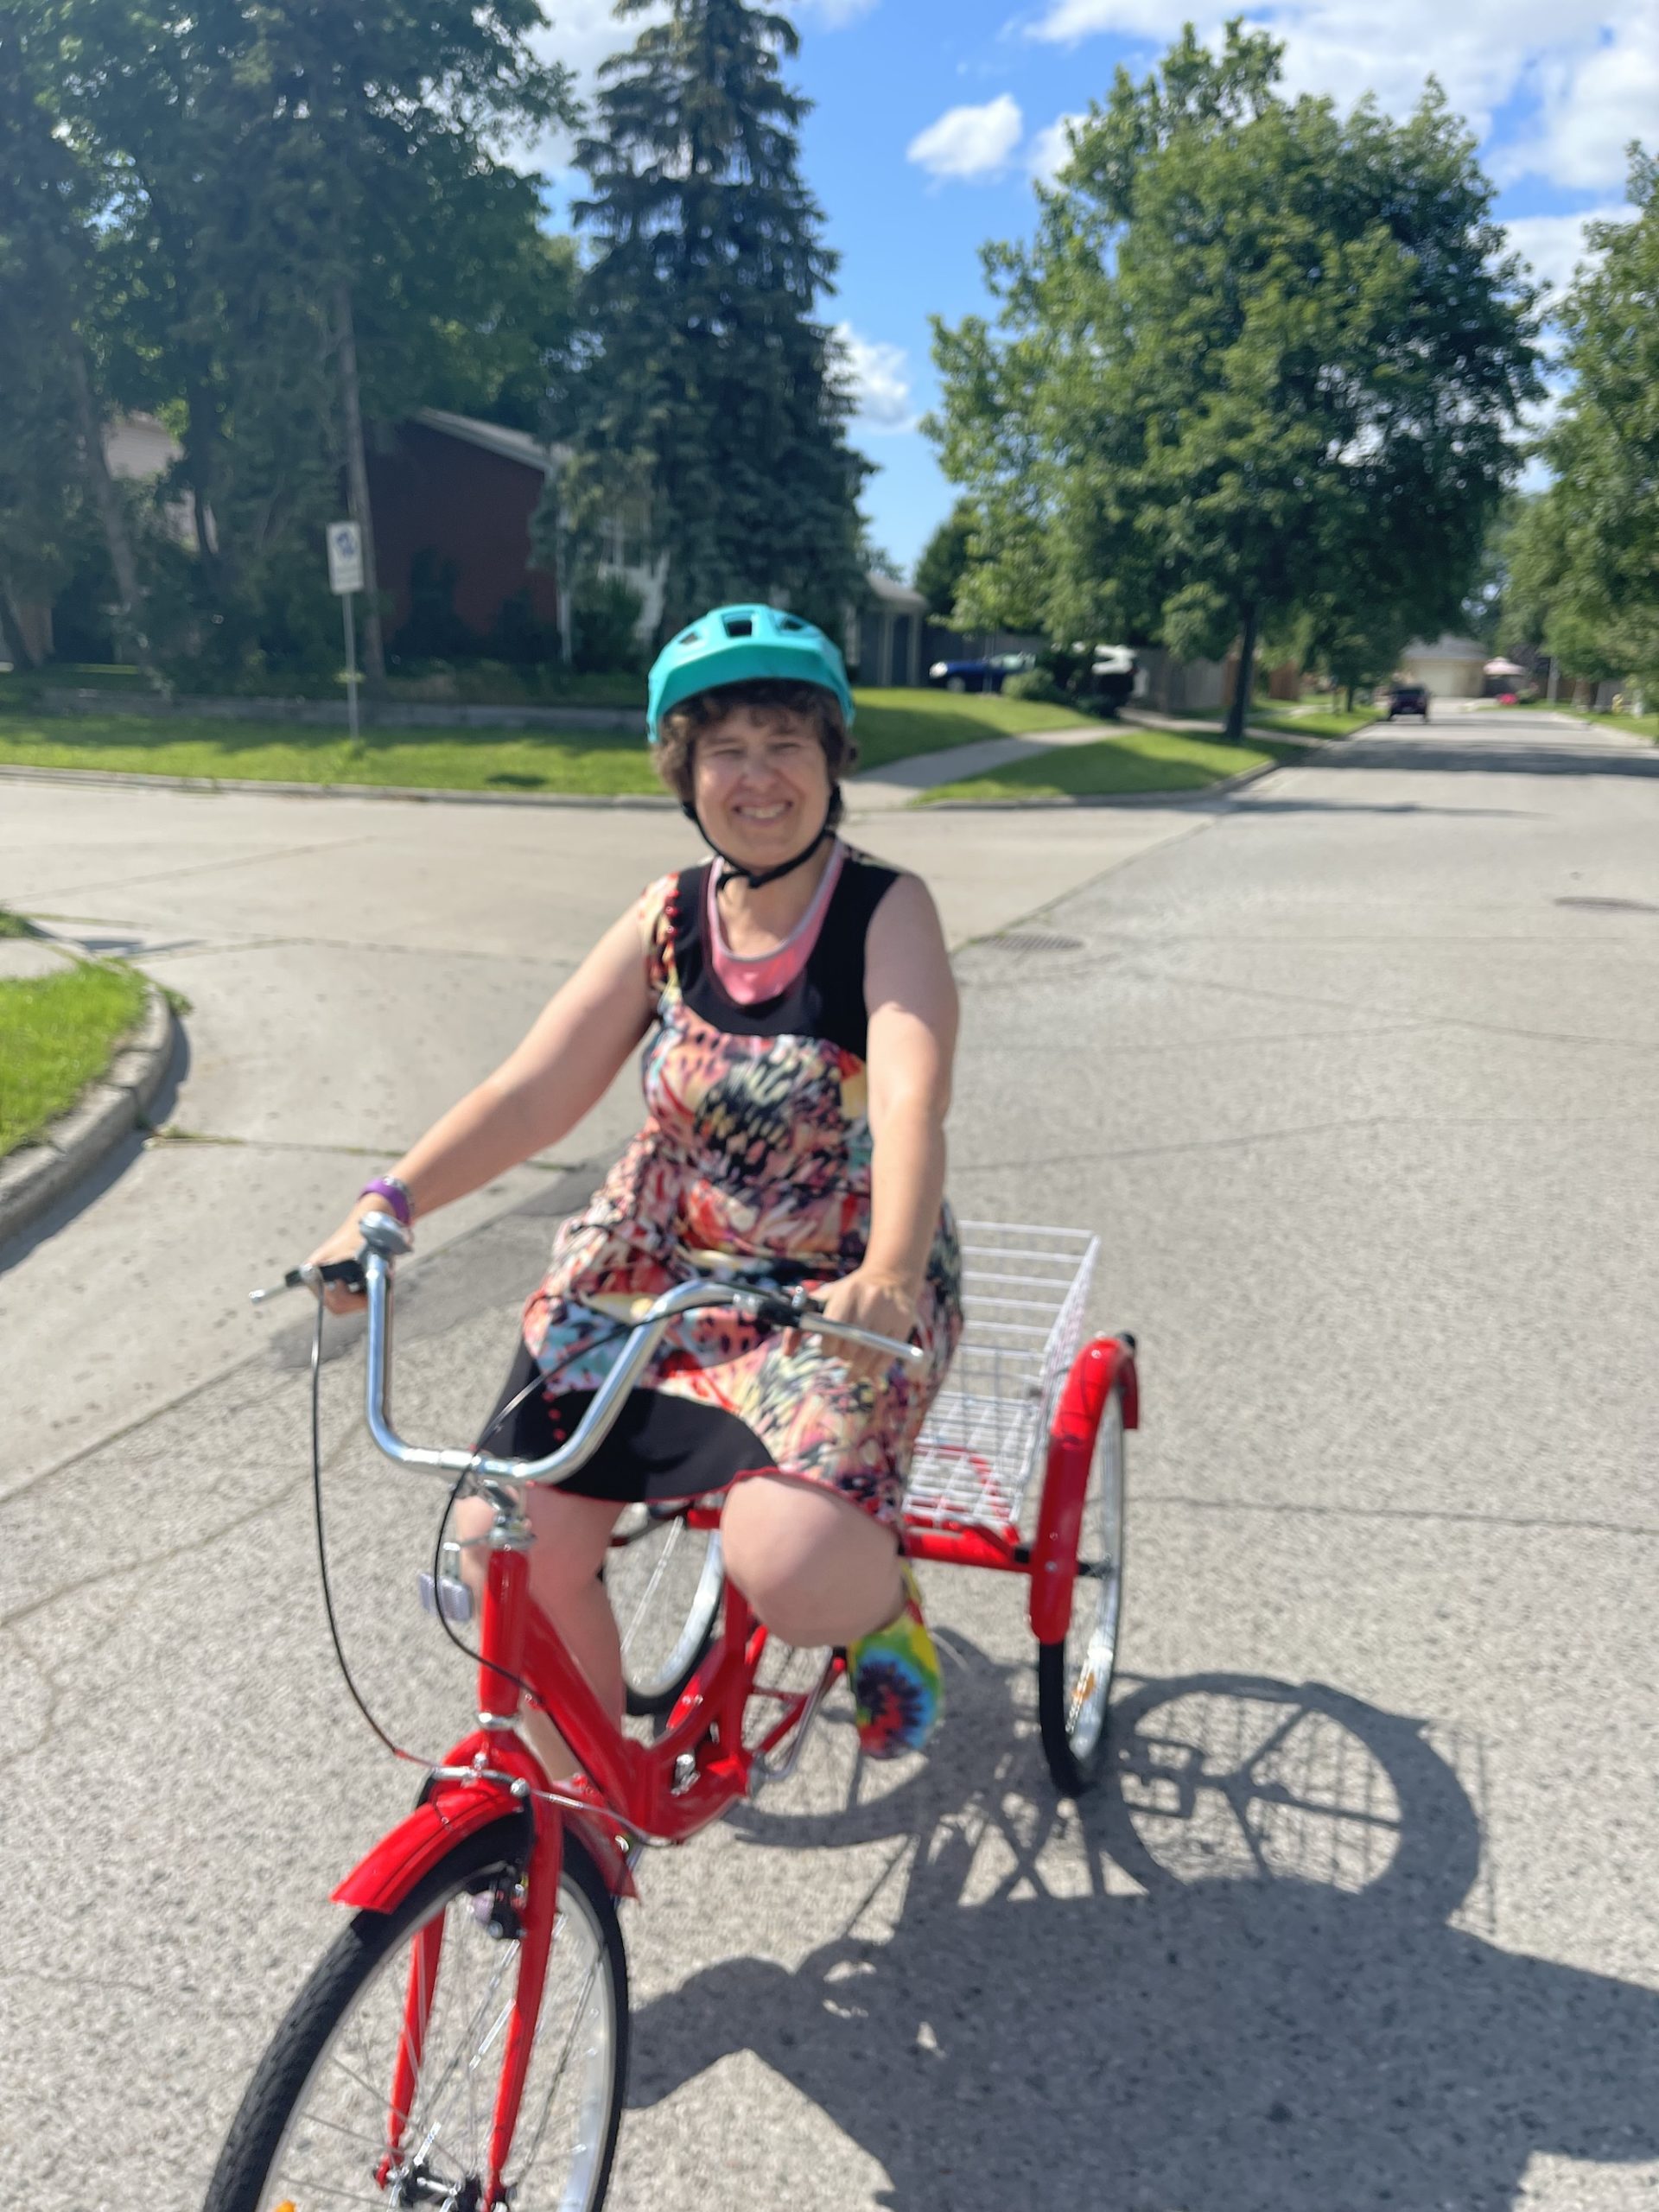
[205,1819,627,2212]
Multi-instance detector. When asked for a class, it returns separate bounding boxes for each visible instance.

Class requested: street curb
[0,978,180,1249]
[906,756,1293,812]
[0,762,681,810]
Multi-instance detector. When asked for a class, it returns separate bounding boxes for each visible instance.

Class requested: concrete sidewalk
[851,722,1108,808]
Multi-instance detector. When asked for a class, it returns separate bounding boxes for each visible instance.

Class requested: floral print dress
[486,847,962,1532]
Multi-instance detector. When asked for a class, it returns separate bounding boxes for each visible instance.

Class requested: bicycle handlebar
[257,1211,925,1491]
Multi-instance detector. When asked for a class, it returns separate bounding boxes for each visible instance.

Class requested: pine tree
[559,0,867,641]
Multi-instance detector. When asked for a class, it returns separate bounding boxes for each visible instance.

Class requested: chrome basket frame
[904,1221,1099,1541]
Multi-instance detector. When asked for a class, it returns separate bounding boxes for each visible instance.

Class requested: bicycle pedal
[416,1570,474,1626]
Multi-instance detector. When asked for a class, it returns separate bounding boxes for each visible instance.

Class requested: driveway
[3,708,1656,2209]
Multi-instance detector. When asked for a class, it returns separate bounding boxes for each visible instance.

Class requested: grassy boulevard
[0,914,149,1160]
[0,687,1102,796]
[918,706,1375,804]
[0,689,1375,801]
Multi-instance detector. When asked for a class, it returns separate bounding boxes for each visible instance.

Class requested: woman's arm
[817,873,958,1375]
[307,902,655,1294]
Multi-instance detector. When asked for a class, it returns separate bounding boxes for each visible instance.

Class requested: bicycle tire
[204,1816,628,2212]
[609,1509,725,1717]
[1037,1385,1126,1796]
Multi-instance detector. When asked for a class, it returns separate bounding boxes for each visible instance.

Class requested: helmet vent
[677,628,700,645]
[778,615,806,631]
[722,614,754,638]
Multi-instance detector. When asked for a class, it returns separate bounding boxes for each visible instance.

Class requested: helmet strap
[683,788,844,893]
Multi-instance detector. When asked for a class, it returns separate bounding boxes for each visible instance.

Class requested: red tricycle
[207,1217,1135,2211]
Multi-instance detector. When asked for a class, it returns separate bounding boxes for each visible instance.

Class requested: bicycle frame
[327,1219,879,2201]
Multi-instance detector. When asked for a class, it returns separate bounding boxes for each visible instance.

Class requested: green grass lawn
[1249,706,1376,739]
[0,660,645,709]
[0,686,1100,794]
[1479,700,1659,739]
[1582,708,1659,741]
[0,930,149,1157]
[919,727,1307,804]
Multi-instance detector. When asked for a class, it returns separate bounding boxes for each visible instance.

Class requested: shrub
[1003,668,1077,708]
[572,574,645,673]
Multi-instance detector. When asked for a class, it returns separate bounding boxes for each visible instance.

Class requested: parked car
[927,651,1036,694]
[1383,681,1430,721]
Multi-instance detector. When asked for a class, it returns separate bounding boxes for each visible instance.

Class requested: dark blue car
[926,651,1036,694]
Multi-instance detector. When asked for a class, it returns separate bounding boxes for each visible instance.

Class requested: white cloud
[906,93,1025,181]
[1502,205,1627,301]
[836,324,918,431]
[1022,0,1656,194]
[1029,111,1086,181]
[1510,3,1658,191]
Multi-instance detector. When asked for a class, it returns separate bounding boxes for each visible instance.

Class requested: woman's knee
[453,1489,618,1607]
[721,1478,900,1646]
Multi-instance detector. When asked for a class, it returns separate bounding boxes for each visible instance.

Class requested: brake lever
[249,1257,366,1306]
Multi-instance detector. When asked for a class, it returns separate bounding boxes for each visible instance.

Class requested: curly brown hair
[654,678,856,806]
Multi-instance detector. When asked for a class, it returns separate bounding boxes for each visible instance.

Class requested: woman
[309,604,961,1770]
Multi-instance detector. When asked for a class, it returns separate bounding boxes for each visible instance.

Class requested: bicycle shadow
[628,1661,1659,2209]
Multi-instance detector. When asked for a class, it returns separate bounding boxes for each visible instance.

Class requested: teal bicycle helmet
[646,603,855,742]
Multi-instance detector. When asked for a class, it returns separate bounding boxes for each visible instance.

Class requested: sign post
[327,521,366,742]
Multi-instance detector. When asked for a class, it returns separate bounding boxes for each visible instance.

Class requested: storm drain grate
[983,930,1085,956]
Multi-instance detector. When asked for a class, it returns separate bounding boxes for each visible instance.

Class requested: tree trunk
[65,342,162,685]
[1344,682,1355,712]
[334,279,385,693]
[1224,601,1260,743]
[0,580,38,670]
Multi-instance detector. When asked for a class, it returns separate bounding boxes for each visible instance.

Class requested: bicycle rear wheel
[608,1503,725,1717]
[1037,1385,1126,1795]
[205,1818,626,2212]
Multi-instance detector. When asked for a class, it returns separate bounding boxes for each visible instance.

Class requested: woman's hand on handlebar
[812,1267,918,1383]
[305,1200,389,1313]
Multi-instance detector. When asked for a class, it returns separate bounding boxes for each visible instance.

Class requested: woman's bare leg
[454,1486,624,1780]
[718,1475,903,1647]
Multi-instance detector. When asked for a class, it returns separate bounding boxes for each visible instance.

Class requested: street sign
[327,520,364,595]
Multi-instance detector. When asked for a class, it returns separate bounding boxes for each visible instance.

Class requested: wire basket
[904,1221,1099,1542]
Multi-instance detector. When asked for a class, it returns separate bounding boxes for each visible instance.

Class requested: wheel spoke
[228,1851,623,2212]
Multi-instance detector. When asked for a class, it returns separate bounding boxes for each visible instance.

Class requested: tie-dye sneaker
[848,1563,942,1759]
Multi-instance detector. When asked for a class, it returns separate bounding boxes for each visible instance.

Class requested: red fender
[332,1781,528,1912]
[1028,1335,1138,1644]
[333,1732,639,1913]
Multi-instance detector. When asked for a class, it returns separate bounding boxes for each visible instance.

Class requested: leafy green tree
[552,0,867,640]
[34,0,571,680]
[913,500,980,620]
[0,11,156,673]
[929,24,1541,739]
[1516,154,1659,695]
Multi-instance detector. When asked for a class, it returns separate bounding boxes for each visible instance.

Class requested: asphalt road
[3,707,1657,2209]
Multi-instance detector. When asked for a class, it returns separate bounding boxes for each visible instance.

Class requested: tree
[553,0,868,641]
[1513,152,1659,695]
[913,501,980,620]
[929,24,1541,739]
[33,0,571,680]
[0,11,156,675]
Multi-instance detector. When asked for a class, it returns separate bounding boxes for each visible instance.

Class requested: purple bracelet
[359,1175,414,1227]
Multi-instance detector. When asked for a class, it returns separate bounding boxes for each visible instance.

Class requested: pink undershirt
[704,840,846,1005]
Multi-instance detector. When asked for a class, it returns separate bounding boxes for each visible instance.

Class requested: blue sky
[534,0,1652,575]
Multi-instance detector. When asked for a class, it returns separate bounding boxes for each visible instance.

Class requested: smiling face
[690,704,833,874]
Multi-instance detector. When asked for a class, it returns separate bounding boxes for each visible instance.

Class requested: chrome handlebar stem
[353,1211,924,1491]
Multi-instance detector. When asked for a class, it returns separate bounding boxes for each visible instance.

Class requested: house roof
[413,407,570,473]
[1403,634,1488,662]
[865,570,926,612]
